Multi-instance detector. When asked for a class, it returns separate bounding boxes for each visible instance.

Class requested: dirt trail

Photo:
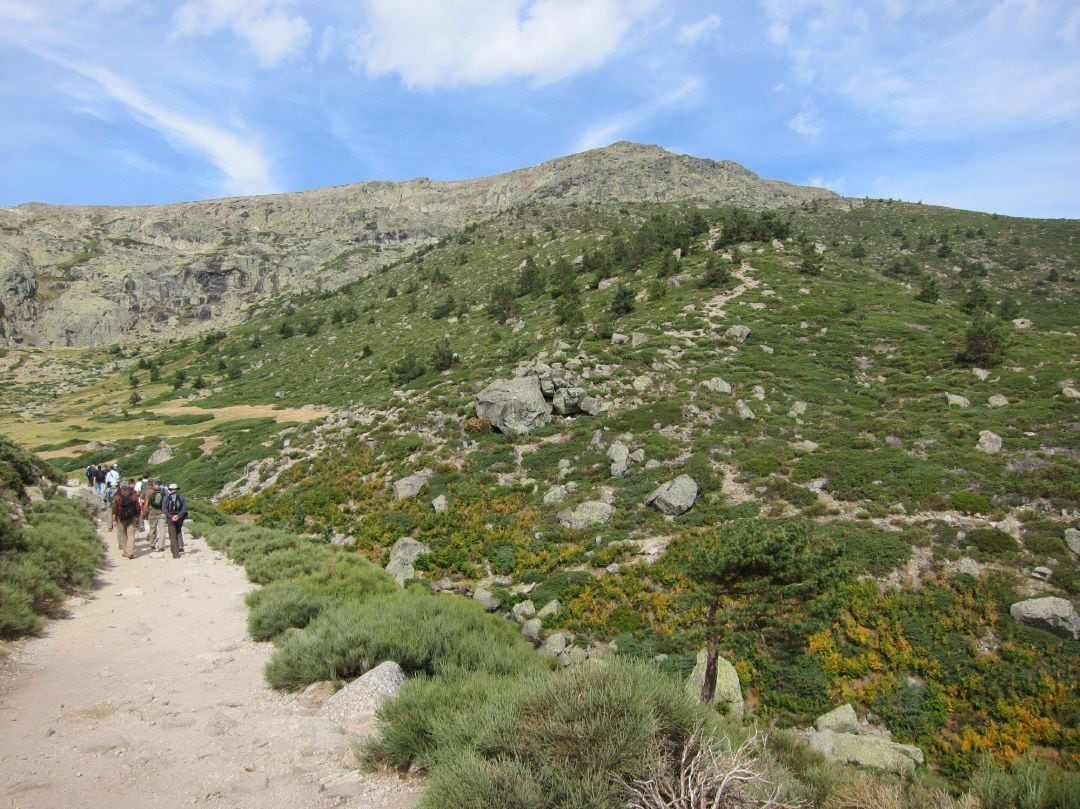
[0,499,422,809]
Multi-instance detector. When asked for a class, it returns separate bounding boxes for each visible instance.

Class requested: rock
[976,430,1002,454]
[611,332,629,345]
[558,501,613,530]
[629,449,645,463]
[597,277,619,291]
[685,650,743,719]
[1012,318,1034,330]
[473,587,502,612]
[608,442,630,478]
[807,729,923,775]
[632,375,652,393]
[735,399,756,420]
[644,475,698,516]
[392,471,429,500]
[946,393,971,408]
[537,599,561,619]
[631,332,650,347]
[116,586,144,598]
[1031,566,1052,581]
[788,401,808,417]
[1065,528,1080,556]
[511,600,536,623]
[475,377,552,436]
[543,485,569,504]
[23,485,44,503]
[432,494,447,513]
[815,704,859,734]
[565,646,589,667]
[885,435,903,449]
[147,444,175,465]
[553,387,591,415]
[725,325,751,343]
[297,681,338,710]
[539,632,571,658]
[958,557,980,576]
[973,368,991,381]
[988,394,1009,407]
[1010,596,1080,639]
[522,618,543,644]
[702,377,732,395]
[385,537,428,585]
[791,440,818,453]
[1062,386,1080,400]
[323,661,405,734]
[579,395,604,416]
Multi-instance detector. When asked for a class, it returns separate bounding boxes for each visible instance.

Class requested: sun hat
[168,483,179,491]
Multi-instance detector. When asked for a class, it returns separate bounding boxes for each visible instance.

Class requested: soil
[0,504,423,809]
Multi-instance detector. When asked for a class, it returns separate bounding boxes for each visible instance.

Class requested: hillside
[0,142,832,348]
[0,155,1078,804]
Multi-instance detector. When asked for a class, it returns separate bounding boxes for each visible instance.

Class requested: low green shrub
[161,412,215,425]
[969,753,1080,809]
[950,490,992,515]
[965,527,1018,559]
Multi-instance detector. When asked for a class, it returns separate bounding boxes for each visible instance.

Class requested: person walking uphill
[143,479,167,553]
[112,482,141,559]
[163,483,188,559]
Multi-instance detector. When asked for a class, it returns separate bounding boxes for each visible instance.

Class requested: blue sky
[2,0,1078,217]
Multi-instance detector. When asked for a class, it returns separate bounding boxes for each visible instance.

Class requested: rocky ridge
[0,142,833,347]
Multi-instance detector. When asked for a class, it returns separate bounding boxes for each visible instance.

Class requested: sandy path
[0,499,422,809]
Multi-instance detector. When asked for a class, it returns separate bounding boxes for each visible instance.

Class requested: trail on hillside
[0,495,422,809]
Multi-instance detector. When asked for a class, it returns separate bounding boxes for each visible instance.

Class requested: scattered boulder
[976,430,1002,454]
[392,471,430,501]
[1031,566,1052,581]
[475,377,552,436]
[946,394,971,408]
[987,394,1009,408]
[553,387,591,416]
[611,332,630,345]
[685,649,743,719]
[973,368,991,381]
[297,681,338,710]
[537,599,560,619]
[511,600,536,623]
[788,401,808,418]
[608,442,630,478]
[432,494,447,514]
[522,618,543,644]
[23,485,44,503]
[631,332,650,347]
[558,501,613,530]
[702,377,732,395]
[539,632,571,658]
[735,399,756,420]
[1012,318,1034,330]
[147,443,175,465]
[807,729,923,776]
[543,485,570,504]
[815,704,859,734]
[1062,386,1080,400]
[323,661,405,735]
[791,439,819,454]
[472,587,502,612]
[1010,596,1080,640]
[1065,528,1080,557]
[644,475,698,516]
[725,325,751,343]
[632,375,652,393]
[385,537,428,585]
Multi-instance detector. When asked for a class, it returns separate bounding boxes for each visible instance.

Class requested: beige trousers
[117,520,138,558]
[146,509,166,550]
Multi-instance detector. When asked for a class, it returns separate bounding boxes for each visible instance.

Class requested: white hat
[167,483,179,491]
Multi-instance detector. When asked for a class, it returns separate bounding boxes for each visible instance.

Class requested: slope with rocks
[0,142,833,348]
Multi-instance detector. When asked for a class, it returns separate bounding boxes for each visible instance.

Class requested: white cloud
[788,102,822,138]
[70,63,279,196]
[761,0,1080,138]
[677,14,721,45]
[352,0,658,87]
[575,75,700,151]
[805,175,845,194]
[173,0,311,68]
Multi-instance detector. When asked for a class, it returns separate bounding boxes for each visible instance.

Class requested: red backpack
[117,492,139,522]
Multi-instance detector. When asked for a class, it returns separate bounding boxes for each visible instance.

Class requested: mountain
[0,142,834,348]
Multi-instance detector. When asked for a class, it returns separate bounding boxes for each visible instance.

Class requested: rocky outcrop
[0,142,835,347]
[806,705,924,775]
[1010,596,1080,640]
[392,471,430,501]
[644,475,698,516]
[475,377,552,436]
[385,537,428,586]
[322,661,405,737]
[557,501,613,530]
[685,650,743,719]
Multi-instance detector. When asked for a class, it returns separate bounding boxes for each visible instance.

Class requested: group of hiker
[87,466,188,559]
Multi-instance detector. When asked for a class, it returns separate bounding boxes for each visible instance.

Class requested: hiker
[112,481,141,559]
[143,479,167,552]
[163,483,188,559]
[104,464,120,500]
[85,464,94,488]
[135,473,148,495]
[92,463,106,494]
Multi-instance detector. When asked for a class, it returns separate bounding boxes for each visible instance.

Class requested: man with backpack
[143,479,166,552]
[112,481,141,559]
[163,483,188,559]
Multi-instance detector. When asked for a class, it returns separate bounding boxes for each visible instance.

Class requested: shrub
[965,527,1018,558]
[950,490,992,515]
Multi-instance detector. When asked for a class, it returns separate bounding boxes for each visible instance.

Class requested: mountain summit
[0,143,834,348]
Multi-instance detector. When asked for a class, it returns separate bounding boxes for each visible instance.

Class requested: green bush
[965,527,1018,559]
[969,753,1080,809]
[950,490,992,515]
[265,588,539,690]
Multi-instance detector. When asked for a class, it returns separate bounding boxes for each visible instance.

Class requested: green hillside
[2,195,1078,799]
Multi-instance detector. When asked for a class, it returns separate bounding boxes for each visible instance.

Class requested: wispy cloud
[173,0,311,68]
[788,102,822,138]
[352,0,659,87]
[67,62,279,196]
[575,75,701,152]
[677,13,722,45]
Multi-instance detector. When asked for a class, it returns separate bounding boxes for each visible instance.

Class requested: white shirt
[105,469,120,487]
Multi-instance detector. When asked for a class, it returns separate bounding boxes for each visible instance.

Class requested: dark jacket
[163,492,188,522]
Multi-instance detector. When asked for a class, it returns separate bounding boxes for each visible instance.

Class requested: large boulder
[553,387,601,416]
[815,704,859,734]
[147,443,175,465]
[976,430,1002,454]
[385,537,428,586]
[558,501,613,530]
[685,649,743,719]
[644,475,698,516]
[807,729,923,775]
[1010,596,1080,640]
[323,661,405,737]
[392,471,430,501]
[475,377,552,435]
